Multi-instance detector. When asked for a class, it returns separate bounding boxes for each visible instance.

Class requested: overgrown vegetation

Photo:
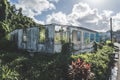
[0,50,71,80]
[0,43,70,80]
[0,0,114,80]
[39,27,46,43]
[0,0,39,33]
[0,45,113,80]
[71,46,114,80]
[0,0,40,50]
[68,58,95,80]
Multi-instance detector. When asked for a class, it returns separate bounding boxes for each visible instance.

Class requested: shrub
[106,40,111,44]
[0,45,113,80]
[62,43,71,54]
[68,58,95,80]
[1,65,19,80]
[71,46,114,80]
[0,34,17,51]
[106,40,114,47]
[93,41,98,52]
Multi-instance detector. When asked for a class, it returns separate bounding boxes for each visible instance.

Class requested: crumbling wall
[11,25,55,53]
[26,27,39,52]
[17,29,23,49]
[45,25,55,53]
[10,24,98,54]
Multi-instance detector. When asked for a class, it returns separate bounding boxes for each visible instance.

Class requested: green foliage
[62,43,71,54]
[0,34,17,51]
[39,27,46,43]
[2,65,19,80]
[0,0,41,50]
[0,21,10,33]
[55,33,61,43]
[0,50,71,80]
[0,0,39,39]
[0,22,6,38]
[0,45,113,80]
[106,40,111,44]
[55,32,68,44]
[71,46,114,80]
[93,41,98,52]
[85,37,90,45]
[106,40,114,47]
[0,0,8,21]
[62,32,68,43]
[68,58,95,80]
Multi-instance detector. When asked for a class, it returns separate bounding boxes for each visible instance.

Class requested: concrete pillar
[81,31,84,48]
[26,27,39,52]
[88,32,90,43]
[18,29,23,49]
[68,27,72,43]
[45,25,55,53]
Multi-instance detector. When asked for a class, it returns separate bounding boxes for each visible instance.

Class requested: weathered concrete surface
[11,26,55,53]
[111,65,118,80]
[10,24,98,54]
[45,25,55,53]
[116,43,120,80]
[26,27,39,52]
[114,43,120,80]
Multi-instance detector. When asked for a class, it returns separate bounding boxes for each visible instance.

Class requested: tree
[0,0,8,21]
[0,0,40,39]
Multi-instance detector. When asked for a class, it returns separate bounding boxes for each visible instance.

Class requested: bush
[106,40,114,47]
[62,43,71,54]
[0,51,70,80]
[1,65,19,80]
[93,41,98,52]
[0,34,17,51]
[68,58,95,80]
[0,45,113,80]
[71,46,114,80]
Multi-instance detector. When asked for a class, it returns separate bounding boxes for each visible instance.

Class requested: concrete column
[88,32,90,43]
[68,27,72,43]
[94,33,96,42]
[81,31,84,46]
[45,25,55,53]
[18,29,23,49]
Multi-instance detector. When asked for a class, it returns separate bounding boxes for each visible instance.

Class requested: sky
[9,0,120,32]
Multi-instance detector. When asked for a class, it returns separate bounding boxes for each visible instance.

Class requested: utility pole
[110,18,113,43]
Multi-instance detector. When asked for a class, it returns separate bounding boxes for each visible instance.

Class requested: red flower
[86,64,91,69]
[77,58,81,63]
[72,61,75,66]
[80,61,85,68]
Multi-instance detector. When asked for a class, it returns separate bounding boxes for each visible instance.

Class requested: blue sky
[9,0,120,32]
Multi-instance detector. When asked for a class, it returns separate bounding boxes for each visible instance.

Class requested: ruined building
[10,24,100,54]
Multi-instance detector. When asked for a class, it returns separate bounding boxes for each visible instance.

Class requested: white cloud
[10,0,55,23]
[72,3,90,18]
[46,2,113,32]
[68,3,102,27]
[46,12,68,24]
[112,13,120,31]
[101,10,113,18]
[48,0,59,3]
[33,17,45,24]
[10,0,120,32]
